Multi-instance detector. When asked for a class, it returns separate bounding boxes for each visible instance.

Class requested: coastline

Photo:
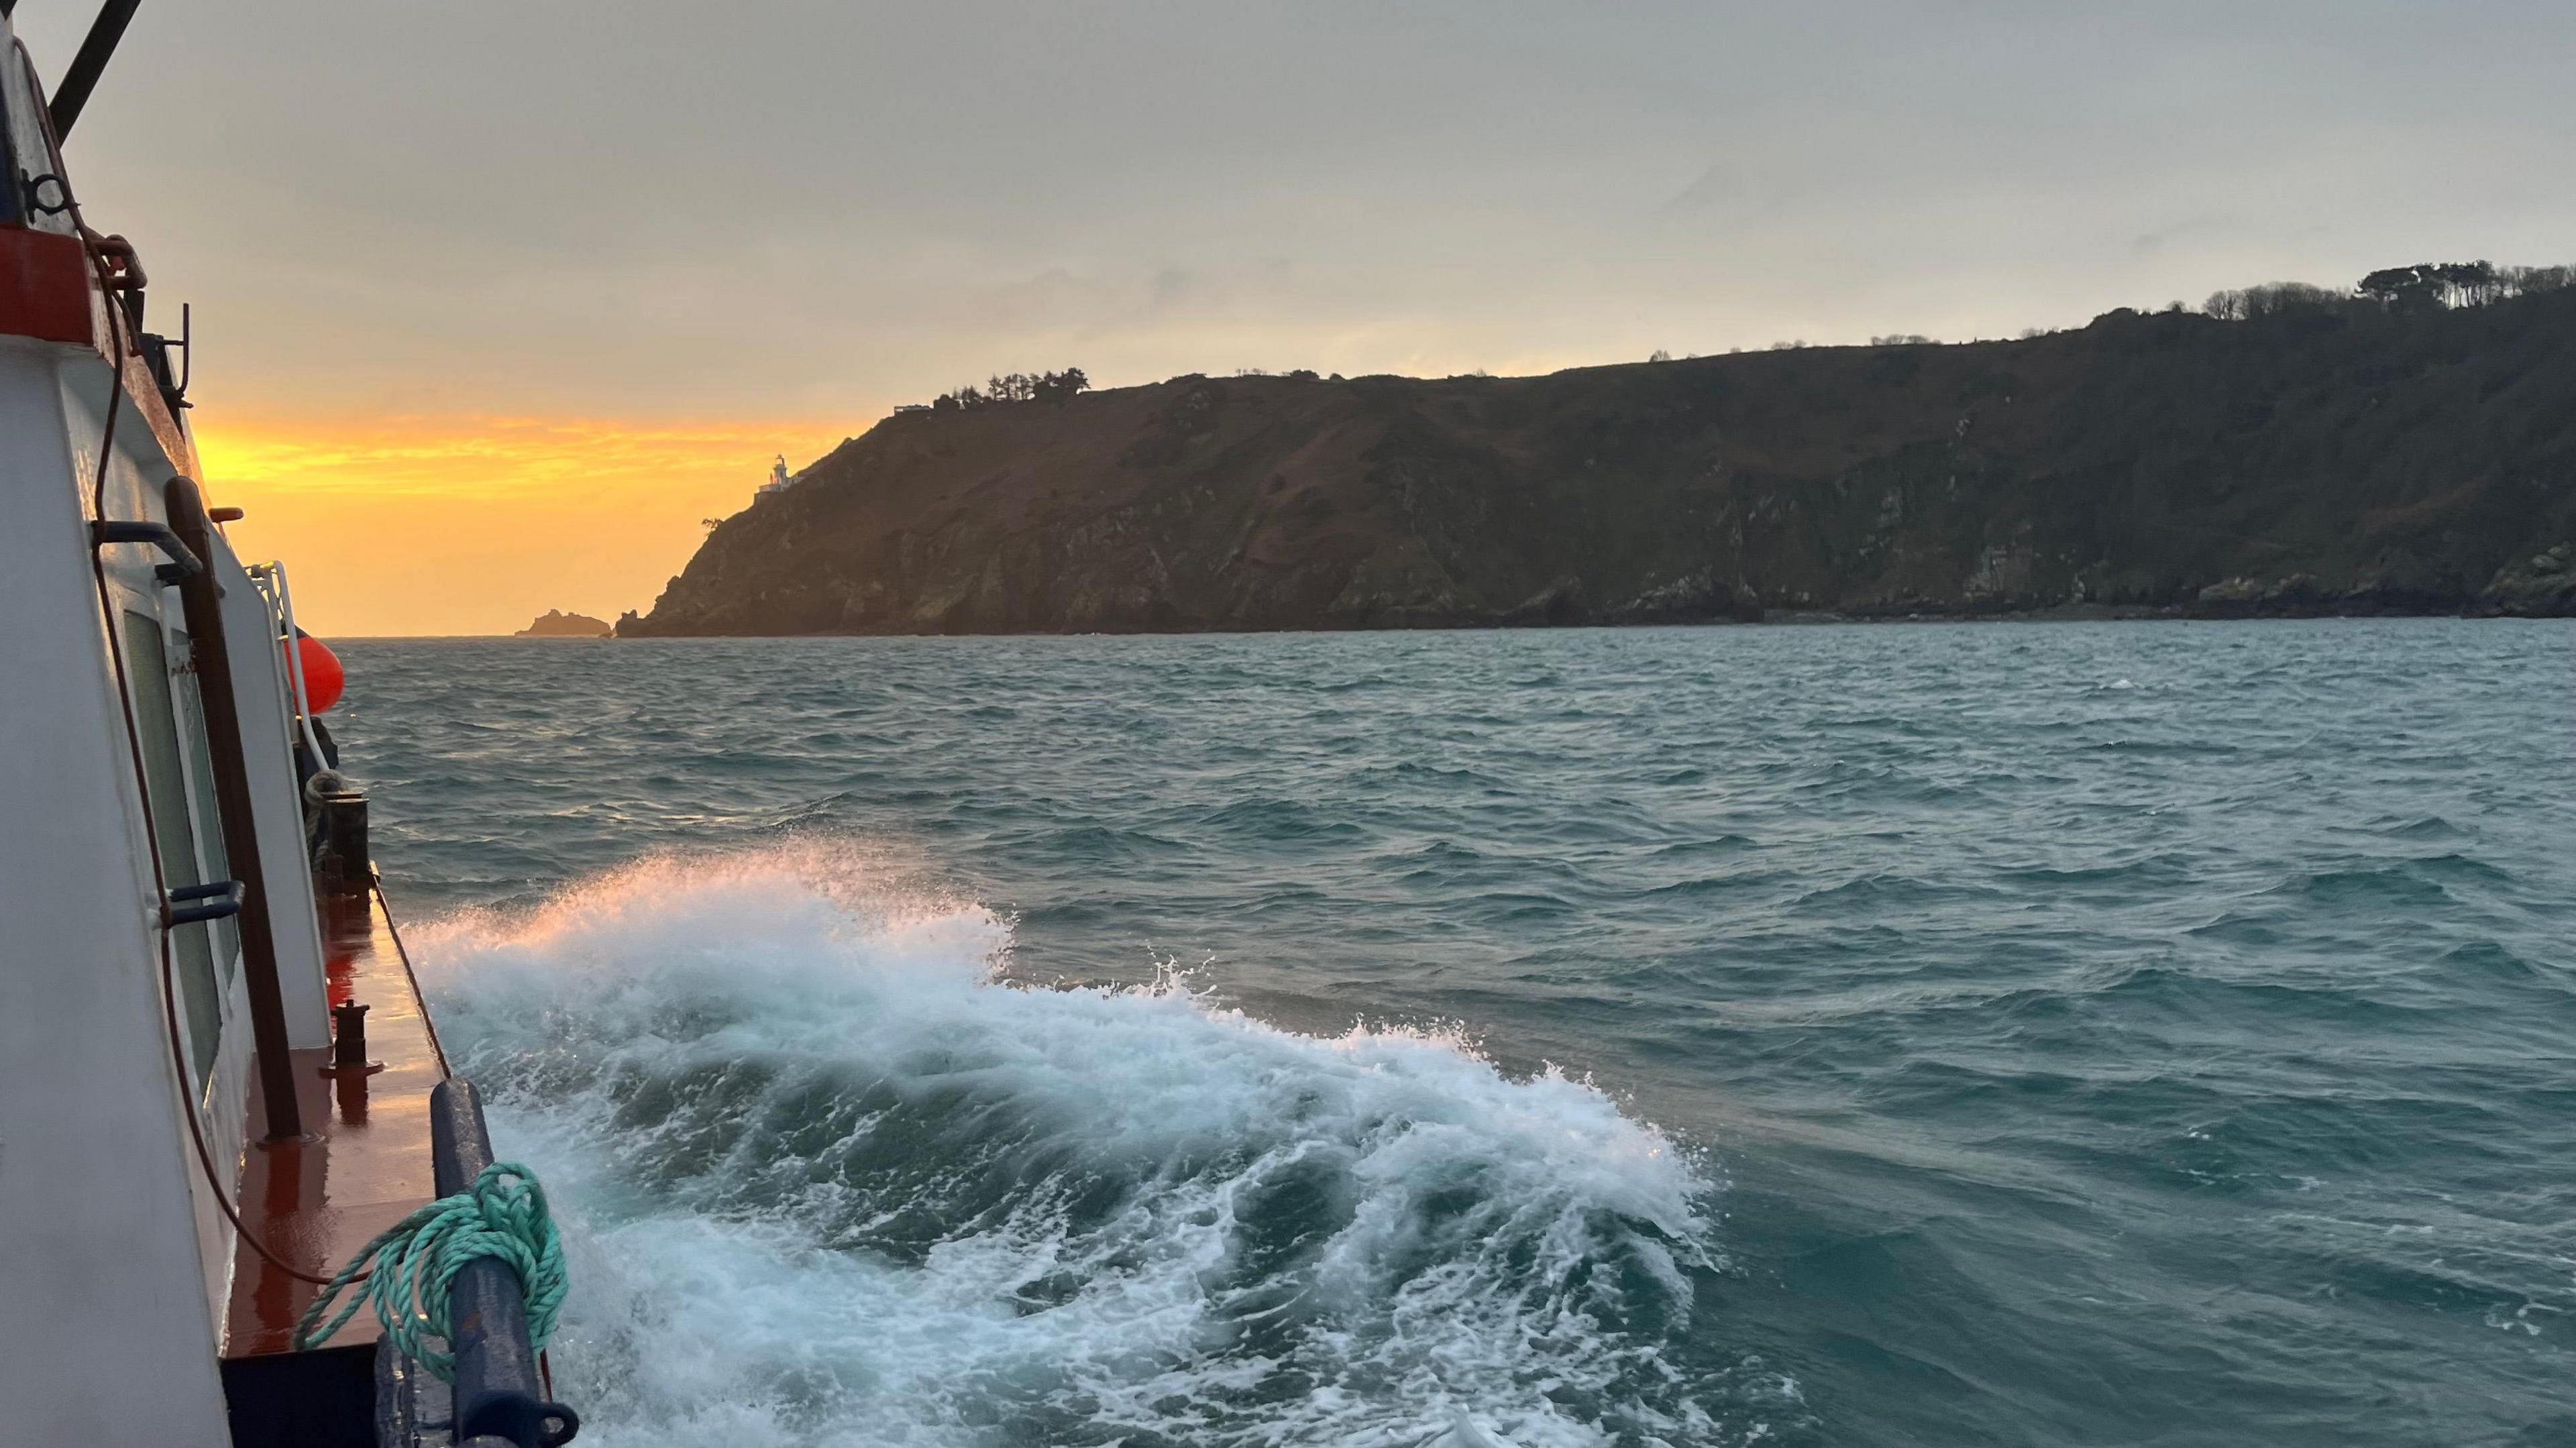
[610,598,2573,641]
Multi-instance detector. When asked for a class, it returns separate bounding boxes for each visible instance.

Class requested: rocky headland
[623,286,2576,636]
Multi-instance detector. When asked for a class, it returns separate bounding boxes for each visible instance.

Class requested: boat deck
[221,887,447,1358]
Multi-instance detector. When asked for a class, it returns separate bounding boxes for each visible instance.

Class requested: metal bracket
[23,171,69,216]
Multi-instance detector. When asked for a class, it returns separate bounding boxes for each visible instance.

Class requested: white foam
[416,847,1723,1447]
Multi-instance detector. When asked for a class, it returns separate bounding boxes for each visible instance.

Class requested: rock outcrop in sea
[623,291,2576,636]
[515,609,613,637]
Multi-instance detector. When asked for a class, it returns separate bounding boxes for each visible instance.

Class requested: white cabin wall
[216,539,331,1046]
[64,347,257,1331]
[0,341,232,1446]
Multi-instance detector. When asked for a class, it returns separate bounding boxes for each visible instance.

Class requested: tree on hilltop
[930,368,1090,410]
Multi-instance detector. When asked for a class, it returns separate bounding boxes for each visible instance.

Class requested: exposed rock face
[515,609,613,637]
[625,294,2576,636]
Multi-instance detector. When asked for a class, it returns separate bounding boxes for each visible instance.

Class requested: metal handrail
[90,518,201,579]
[162,878,243,926]
[246,560,328,767]
[166,476,305,1141]
[427,1079,579,1447]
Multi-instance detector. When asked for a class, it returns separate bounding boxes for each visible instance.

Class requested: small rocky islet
[513,609,613,638]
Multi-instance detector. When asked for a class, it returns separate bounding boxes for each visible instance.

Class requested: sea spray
[413,848,1735,1447]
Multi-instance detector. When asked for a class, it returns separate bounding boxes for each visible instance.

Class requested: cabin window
[120,610,225,1089]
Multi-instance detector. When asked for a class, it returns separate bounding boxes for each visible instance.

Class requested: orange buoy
[292,631,345,712]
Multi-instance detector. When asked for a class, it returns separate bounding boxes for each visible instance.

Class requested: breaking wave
[415,848,1741,1447]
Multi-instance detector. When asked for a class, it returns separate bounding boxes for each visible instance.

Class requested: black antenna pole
[49,0,144,140]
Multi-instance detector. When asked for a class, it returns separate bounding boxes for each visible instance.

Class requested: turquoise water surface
[339,620,2575,1447]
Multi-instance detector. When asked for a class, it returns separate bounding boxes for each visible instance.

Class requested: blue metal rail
[426,1080,579,1448]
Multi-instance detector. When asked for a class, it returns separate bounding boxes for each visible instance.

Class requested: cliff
[623,294,2576,636]
[515,609,613,637]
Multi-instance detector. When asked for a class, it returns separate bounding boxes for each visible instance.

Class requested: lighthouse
[757,453,796,498]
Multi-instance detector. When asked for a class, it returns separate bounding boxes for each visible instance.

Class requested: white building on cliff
[757,453,800,498]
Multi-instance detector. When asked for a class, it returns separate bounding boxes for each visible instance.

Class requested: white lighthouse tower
[757,453,796,498]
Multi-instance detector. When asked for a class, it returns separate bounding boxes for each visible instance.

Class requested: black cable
[373,869,452,1080]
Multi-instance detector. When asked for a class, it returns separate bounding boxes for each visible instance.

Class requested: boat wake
[415,847,1748,1447]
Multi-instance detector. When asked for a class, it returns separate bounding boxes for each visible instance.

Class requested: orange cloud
[193,412,853,636]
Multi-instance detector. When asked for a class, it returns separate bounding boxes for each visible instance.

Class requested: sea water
[339,620,2575,1447]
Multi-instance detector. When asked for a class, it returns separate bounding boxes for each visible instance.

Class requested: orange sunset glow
[194,414,852,637]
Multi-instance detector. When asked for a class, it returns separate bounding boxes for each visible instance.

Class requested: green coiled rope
[294,1160,568,1380]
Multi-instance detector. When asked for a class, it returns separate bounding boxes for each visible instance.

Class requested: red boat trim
[0,222,95,345]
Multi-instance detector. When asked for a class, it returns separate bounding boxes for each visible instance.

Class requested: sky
[18,0,2575,633]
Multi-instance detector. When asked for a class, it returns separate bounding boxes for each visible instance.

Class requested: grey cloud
[14,0,2573,414]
